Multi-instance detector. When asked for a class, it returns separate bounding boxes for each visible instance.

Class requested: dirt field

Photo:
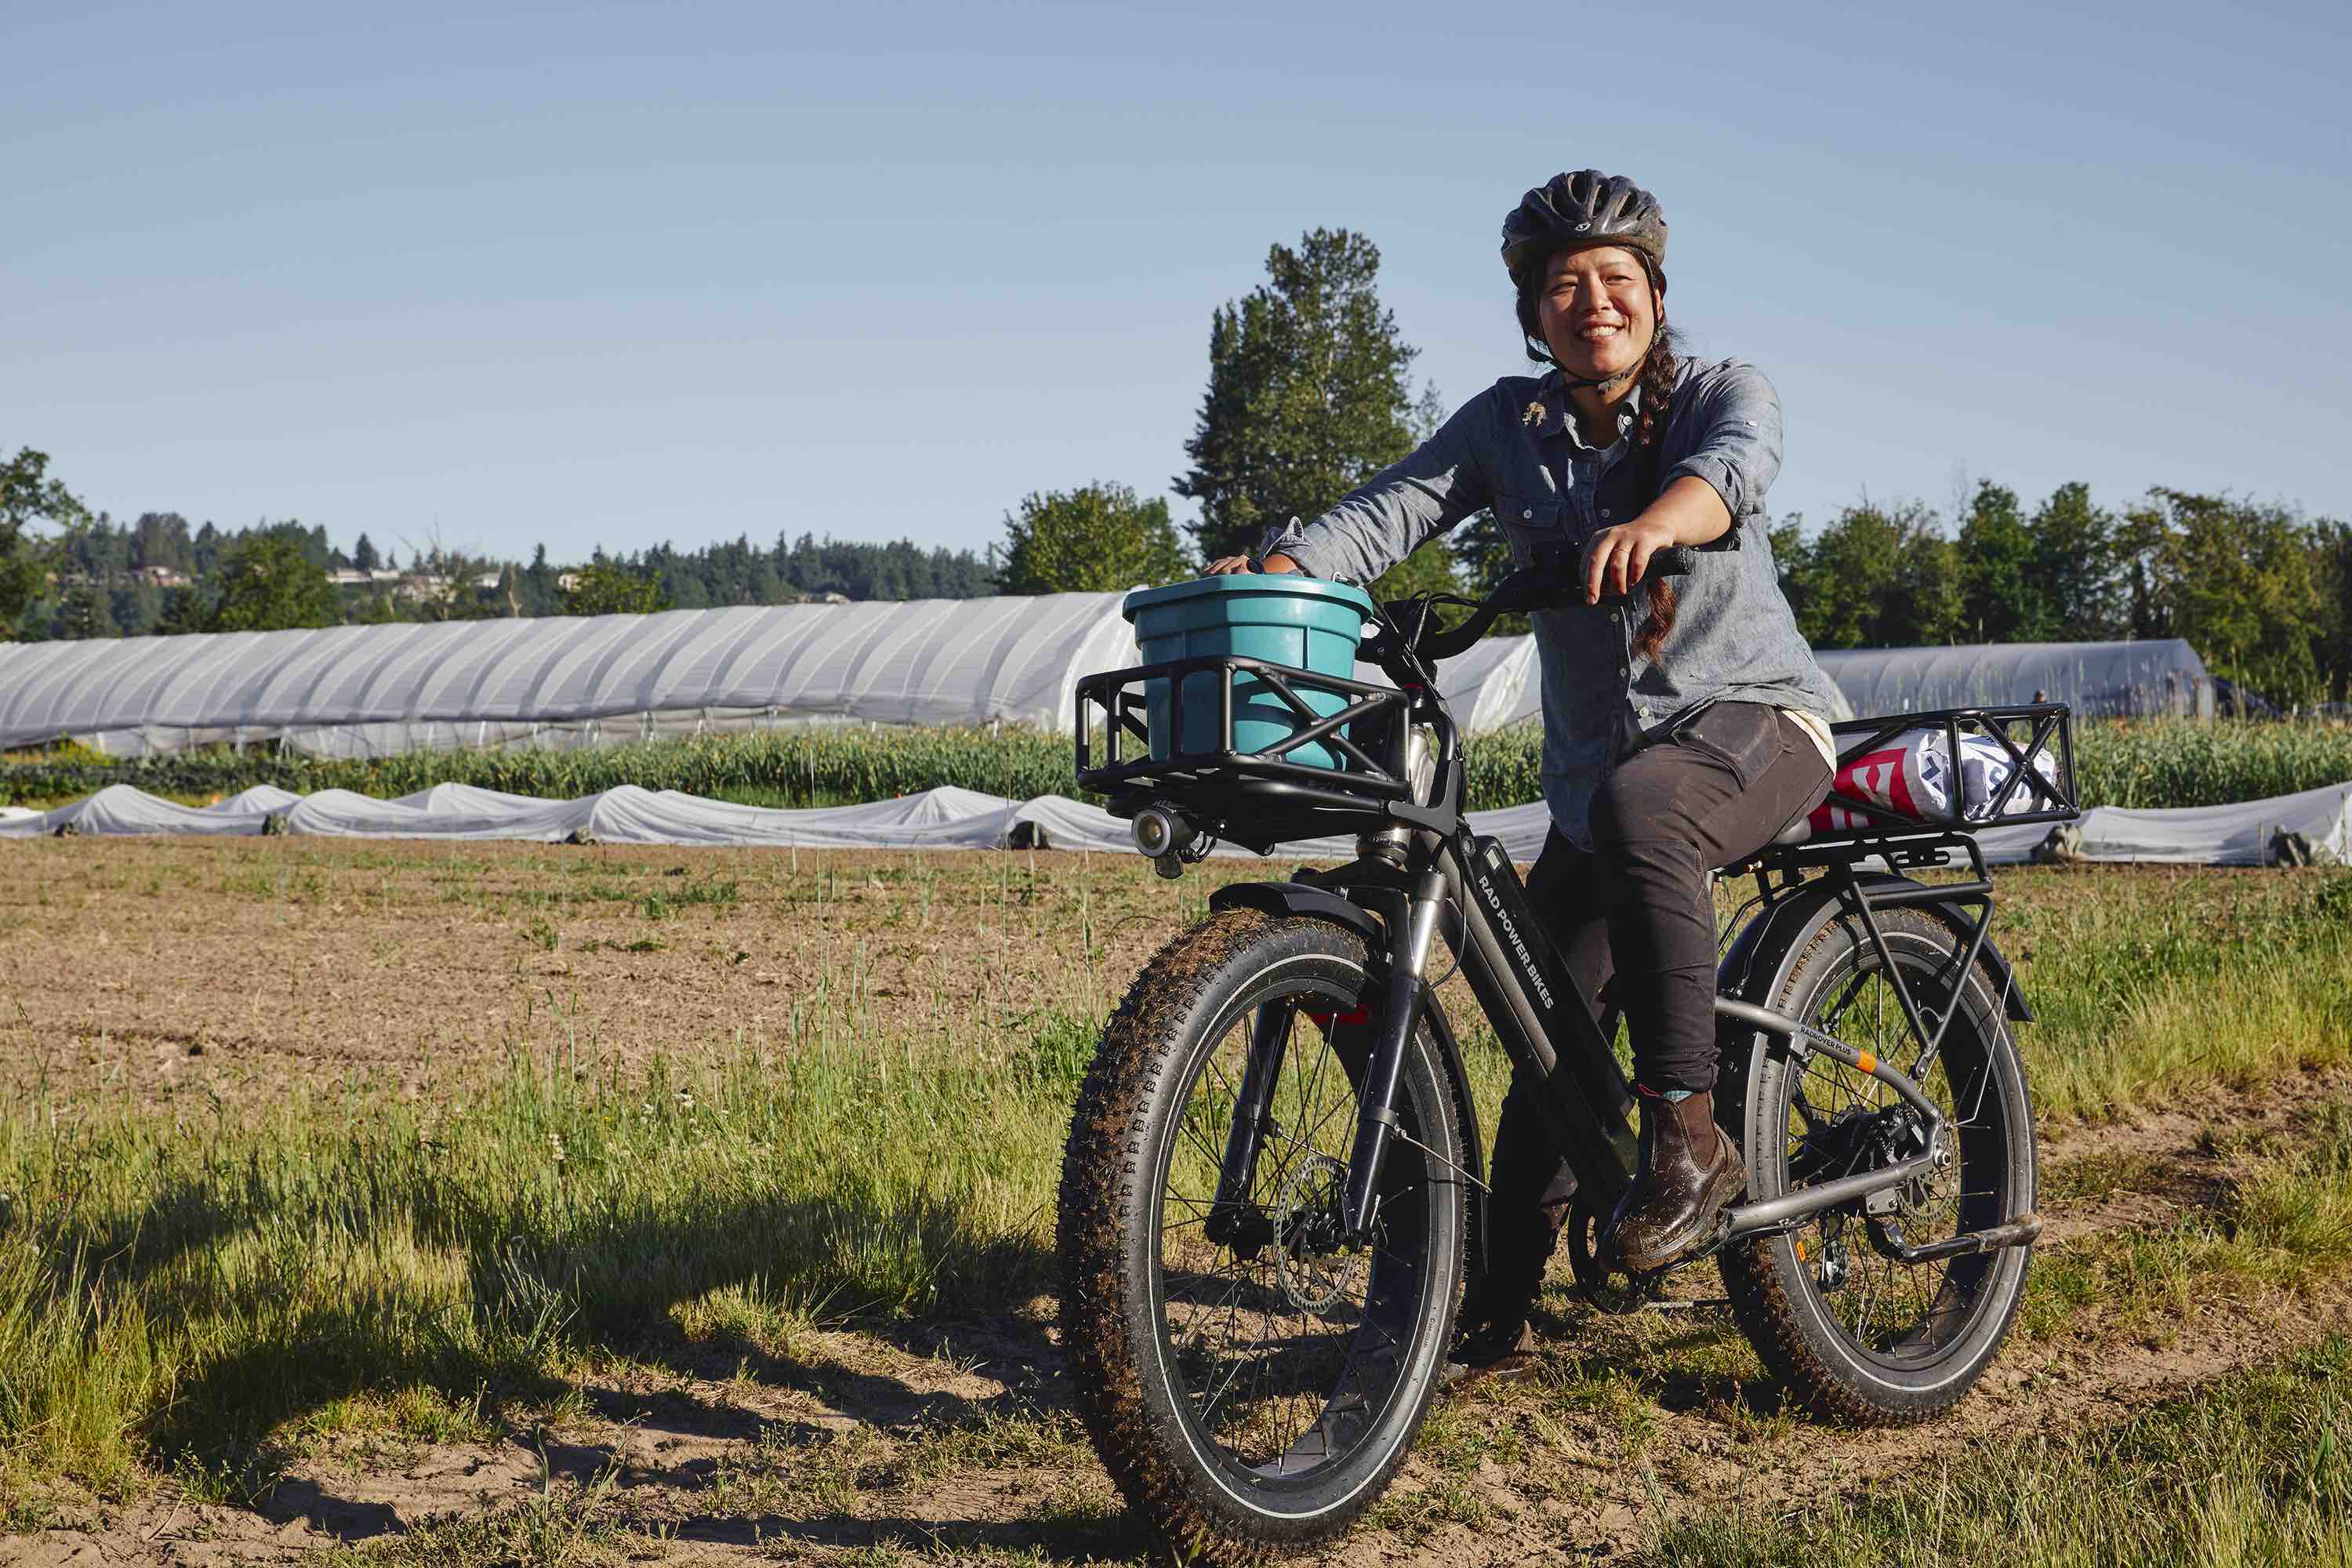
[3,837,2350,1566]
[0,837,1217,1111]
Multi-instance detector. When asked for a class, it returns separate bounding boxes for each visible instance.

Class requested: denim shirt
[1262,358,1842,849]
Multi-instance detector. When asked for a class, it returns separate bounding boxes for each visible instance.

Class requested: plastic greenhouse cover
[0,591,1871,759]
[1812,639,2215,719]
[5,778,2343,868]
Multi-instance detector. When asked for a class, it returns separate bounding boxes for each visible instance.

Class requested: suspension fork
[1341,869,1448,1237]
[1205,999,1296,1238]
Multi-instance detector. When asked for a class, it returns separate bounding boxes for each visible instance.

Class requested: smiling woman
[1206,169,1849,1386]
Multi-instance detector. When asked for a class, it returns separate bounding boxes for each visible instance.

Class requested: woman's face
[1537,245,1656,383]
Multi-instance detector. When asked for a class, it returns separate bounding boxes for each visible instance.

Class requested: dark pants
[1465,702,1834,1327]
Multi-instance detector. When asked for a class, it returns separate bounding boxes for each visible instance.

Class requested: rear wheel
[1720,906,2037,1423]
[1057,910,1468,1554]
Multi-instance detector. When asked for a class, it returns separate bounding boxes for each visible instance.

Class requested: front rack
[1074,655,1415,832]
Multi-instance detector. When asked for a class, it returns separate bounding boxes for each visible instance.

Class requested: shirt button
[1522,508,1534,520]
[1600,508,1611,519]
[1619,666,1630,678]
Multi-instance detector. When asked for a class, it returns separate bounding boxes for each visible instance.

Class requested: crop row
[5,717,2349,814]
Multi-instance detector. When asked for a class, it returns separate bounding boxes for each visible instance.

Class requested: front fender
[1207,881,1383,944]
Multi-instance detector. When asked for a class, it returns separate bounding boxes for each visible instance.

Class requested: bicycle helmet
[1501,170,1667,284]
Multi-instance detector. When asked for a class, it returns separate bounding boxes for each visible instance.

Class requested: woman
[1207,170,1841,1382]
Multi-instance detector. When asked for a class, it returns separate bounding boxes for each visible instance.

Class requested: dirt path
[12,1071,2344,1568]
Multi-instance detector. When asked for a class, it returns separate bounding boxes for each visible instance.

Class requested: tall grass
[9,717,2350,812]
[0,1011,1100,1510]
[2002,872,2352,1117]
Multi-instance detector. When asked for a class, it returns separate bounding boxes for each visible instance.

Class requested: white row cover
[1813,639,2214,719]
[6,779,2345,866]
[1,598,2216,761]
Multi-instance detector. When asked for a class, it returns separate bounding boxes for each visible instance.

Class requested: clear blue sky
[6,0,2347,568]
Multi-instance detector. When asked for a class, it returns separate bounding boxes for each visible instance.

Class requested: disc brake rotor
[1272,1153,1363,1314]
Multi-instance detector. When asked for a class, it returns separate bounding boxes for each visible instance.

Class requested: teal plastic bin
[1122,575,1375,769]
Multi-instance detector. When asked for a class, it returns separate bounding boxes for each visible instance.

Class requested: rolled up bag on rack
[1809,729,2067,833]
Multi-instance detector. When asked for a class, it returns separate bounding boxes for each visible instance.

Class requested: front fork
[1207,870,1447,1247]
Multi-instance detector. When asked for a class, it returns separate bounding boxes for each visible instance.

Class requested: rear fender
[1719,873,2032,1022]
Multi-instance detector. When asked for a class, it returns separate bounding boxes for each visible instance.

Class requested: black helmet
[1501,170,1667,284]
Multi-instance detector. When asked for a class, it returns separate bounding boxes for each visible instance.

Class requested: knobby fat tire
[1717,906,2038,1424]
[1056,910,1470,1555]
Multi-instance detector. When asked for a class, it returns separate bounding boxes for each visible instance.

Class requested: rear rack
[1798,702,2078,844]
[1074,655,1414,838]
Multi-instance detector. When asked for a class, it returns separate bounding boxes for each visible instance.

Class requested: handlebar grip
[1406,544,1706,663]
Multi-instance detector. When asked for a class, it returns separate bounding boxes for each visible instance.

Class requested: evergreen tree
[60,577,117,638]
[996,483,1189,593]
[352,532,380,572]
[156,585,212,635]
[1175,229,1425,572]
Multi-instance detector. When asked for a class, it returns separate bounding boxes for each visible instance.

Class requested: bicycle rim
[1152,995,1443,1488]
[1773,940,2019,1366]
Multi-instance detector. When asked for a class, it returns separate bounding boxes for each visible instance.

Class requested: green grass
[8,716,2349,812]
[0,1023,1091,1512]
[2,858,2349,1526]
[1993,869,2352,1117]
[1650,1337,2352,1567]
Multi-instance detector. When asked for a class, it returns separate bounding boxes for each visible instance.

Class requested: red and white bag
[1809,730,2061,833]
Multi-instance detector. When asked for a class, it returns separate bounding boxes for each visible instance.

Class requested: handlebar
[1383,543,1697,666]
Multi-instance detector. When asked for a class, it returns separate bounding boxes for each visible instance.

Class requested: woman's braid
[1628,307,1682,665]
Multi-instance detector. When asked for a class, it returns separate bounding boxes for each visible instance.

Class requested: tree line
[6,222,2348,705]
[0,468,999,640]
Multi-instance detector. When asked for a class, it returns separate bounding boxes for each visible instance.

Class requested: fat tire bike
[1055,549,2078,1555]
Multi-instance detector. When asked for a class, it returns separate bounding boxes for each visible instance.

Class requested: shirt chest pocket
[1497,494,1566,569]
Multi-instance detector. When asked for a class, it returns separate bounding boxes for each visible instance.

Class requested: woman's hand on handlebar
[1204,553,1302,575]
[1580,517,1679,604]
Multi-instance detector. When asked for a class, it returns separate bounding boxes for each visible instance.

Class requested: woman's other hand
[1205,553,1303,576]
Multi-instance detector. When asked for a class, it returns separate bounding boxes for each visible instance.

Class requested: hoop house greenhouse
[9,597,2220,763]
[1813,640,2214,720]
[0,593,1610,758]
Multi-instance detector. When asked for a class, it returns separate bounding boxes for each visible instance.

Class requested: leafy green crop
[4,717,2348,813]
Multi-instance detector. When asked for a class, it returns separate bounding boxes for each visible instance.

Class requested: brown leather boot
[1605,1089,1745,1274]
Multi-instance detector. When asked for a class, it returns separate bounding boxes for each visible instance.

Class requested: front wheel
[1057,910,1469,1555]
[1720,905,2038,1424]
